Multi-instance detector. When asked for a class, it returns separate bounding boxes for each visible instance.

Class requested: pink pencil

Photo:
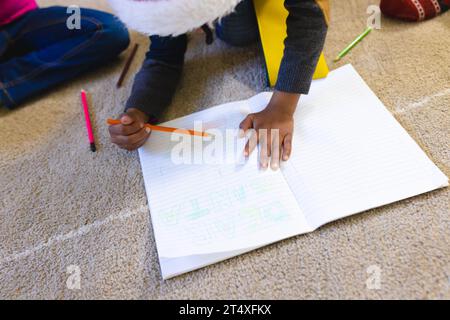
[80,89,96,152]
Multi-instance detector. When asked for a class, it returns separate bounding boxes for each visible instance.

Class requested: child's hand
[109,108,151,151]
[239,91,299,170]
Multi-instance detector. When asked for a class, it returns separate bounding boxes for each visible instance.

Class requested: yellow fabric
[315,0,330,25]
[253,0,329,87]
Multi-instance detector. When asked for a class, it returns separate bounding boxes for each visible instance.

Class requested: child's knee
[216,25,258,47]
[215,0,259,47]
[86,11,130,55]
[102,16,130,53]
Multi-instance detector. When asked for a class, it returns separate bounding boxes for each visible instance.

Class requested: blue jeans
[0,6,130,109]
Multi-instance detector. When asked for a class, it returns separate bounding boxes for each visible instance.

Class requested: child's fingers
[109,122,142,136]
[239,114,254,137]
[120,113,135,125]
[128,129,151,150]
[270,131,281,170]
[282,134,293,161]
[128,128,151,147]
[258,129,270,169]
[111,127,149,149]
[244,129,258,157]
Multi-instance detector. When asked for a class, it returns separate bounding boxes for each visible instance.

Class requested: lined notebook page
[138,100,310,259]
[250,65,448,229]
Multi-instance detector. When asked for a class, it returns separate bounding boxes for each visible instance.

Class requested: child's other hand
[109,108,151,151]
[239,91,299,170]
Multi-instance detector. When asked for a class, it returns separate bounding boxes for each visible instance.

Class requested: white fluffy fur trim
[108,0,243,36]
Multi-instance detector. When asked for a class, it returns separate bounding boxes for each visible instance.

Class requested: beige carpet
[1,0,449,299]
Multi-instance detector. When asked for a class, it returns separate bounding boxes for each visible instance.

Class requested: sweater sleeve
[275,0,329,94]
[125,34,187,121]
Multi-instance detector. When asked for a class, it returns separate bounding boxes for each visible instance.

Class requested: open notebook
[138,65,448,279]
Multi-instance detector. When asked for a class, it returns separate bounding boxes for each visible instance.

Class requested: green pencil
[334,27,373,62]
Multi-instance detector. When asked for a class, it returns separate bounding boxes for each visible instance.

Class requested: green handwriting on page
[138,100,311,258]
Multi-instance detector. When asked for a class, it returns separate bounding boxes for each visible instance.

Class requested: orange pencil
[107,119,210,137]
